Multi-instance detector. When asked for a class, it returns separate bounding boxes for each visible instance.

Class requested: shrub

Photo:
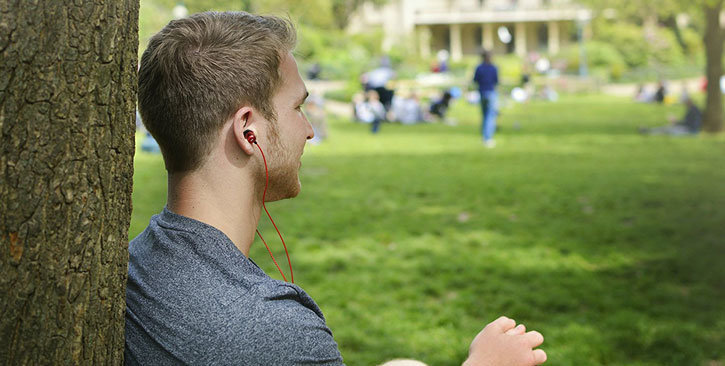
[297,25,385,80]
[556,41,627,81]
[594,21,649,68]
[647,27,685,66]
[593,21,686,69]
[679,27,704,61]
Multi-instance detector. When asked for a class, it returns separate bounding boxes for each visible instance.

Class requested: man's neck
[166,168,262,257]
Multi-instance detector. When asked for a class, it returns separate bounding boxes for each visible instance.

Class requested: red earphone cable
[254,142,294,284]
[255,228,287,282]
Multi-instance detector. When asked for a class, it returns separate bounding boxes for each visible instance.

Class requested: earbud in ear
[243,130,256,144]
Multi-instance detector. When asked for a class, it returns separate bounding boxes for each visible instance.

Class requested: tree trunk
[703,0,724,132]
[0,1,138,364]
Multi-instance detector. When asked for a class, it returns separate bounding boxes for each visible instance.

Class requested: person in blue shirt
[473,50,499,148]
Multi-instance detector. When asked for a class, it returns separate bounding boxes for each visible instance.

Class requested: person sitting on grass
[392,91,424,125]
[355,90,386,133]
[639,97,702,136]
[429,90,453,123]
[126,11,547,366]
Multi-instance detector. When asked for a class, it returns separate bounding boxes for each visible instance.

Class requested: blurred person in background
[639,97,702,136]
[355,90,386,133]
[307,62,322,80]
[429,90,453,124]
[653,80,667,104]
[306,92,327,144]
[473,50,499,148]
[432,49,449,73]
[363,56,396,113]
[392,90,424,125]
[634,83,651,103]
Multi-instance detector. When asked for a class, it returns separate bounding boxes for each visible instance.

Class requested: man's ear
[232,106,257,156]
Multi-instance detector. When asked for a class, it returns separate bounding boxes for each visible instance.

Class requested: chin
[288,181,302,198]
[266,180,301,202]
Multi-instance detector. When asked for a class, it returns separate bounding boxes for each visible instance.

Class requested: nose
[304,115,315,140]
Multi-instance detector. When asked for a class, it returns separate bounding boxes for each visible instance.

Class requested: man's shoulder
[126,278,343,365]
[181,280,328,336]
[125,219,343,364]
[225,282,343,364]
[126,279,342,365]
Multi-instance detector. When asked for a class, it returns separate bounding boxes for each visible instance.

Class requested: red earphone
[243,129,256,144]
[244,128,294,283]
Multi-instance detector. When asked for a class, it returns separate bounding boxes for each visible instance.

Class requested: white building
[348,0,592,61]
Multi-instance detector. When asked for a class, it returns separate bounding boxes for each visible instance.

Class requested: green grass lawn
[130,94,725,366]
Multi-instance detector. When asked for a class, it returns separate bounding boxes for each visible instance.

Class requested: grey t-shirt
[125,208,344,365]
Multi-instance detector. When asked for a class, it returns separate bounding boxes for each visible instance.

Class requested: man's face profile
[259,52,313,202]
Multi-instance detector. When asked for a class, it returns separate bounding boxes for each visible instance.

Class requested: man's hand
[463,316,547,366]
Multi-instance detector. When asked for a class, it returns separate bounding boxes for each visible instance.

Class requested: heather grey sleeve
[125,210,343,365]
[215,284,344,365]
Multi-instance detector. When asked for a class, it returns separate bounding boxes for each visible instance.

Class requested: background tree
[582,0,724,132]
[329,0,388,29]
[702,0,724,132]
[139,0,392,82]
[0,1,138,364]
[152,0,387,29]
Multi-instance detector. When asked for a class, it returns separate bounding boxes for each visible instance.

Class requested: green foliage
[131,95,725,366]
[558,41,627,80]
[256,0,336,29]
[147,0,386,29]
[580,0,710,82]
[580,0,697,25]
[139,0,391,80]
[679,26,705,58]
[297,24,384,80]
[492,54,524,85]
[329,0,388,29]
[140,0,393,79]
[138,1,174,55]
[647,27,686,66]
[593,21,651,68]
[595,20,688,68]
[384,36,430,80]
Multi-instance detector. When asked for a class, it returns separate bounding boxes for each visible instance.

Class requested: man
[363,56,396,112]
[473,50,499,148]
[639,97,702,136]
[126,12,546,365]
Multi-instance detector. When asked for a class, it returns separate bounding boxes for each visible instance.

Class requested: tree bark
[0,1,138,364]
[702,0,724,132]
